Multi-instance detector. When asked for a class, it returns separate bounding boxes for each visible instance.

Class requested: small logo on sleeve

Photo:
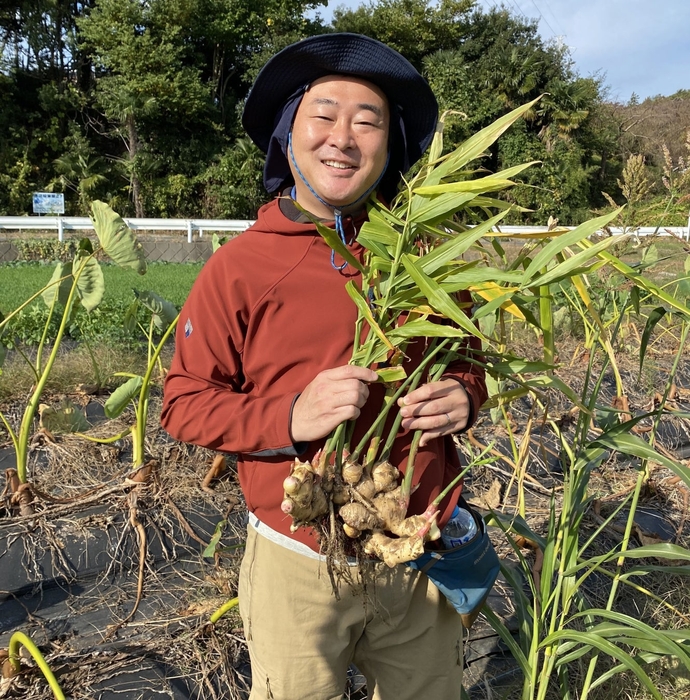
[184,318,193,338]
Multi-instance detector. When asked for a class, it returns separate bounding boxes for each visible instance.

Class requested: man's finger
[324,365,379,383]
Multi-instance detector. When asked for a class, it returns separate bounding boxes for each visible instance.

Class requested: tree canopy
[0,0,686,223]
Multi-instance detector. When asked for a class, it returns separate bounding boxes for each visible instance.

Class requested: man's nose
[328,119,355,149]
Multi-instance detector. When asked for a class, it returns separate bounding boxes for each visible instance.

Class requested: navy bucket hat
[242,33,438,200]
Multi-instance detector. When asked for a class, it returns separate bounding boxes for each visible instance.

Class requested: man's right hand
[290,365,379,443]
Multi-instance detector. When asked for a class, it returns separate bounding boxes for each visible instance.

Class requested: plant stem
[8,631,66,700]
[210,596,239,624]
[132,314,179,466]
[15,254,96,482]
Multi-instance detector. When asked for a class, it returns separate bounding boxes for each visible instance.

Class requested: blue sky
[321,0,690,102]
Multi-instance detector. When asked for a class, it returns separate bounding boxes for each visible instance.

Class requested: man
[161,33,487,700]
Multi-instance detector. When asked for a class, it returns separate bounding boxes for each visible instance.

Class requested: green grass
[0,261,203,314]
[0,261,203,346]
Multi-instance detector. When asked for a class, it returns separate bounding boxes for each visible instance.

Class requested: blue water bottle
[441,506,478,548]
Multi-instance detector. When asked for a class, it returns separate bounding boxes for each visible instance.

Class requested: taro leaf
[78,237,94,254]
[104,376,143,419]
[203,520,227,558]
[212,233,226,252]
[134,290,178,332]
[0,341,6,371]
[685,256,690,274]
[91,200,146,274]
[124,299,139,334]
[376,366,407,383]
[521,209,623,284]
[639,306,666,377]
[74,255,104,312]
[38,400,90,433]
[42,261,73,309]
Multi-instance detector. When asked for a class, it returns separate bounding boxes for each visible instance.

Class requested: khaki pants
[239,526,463,700]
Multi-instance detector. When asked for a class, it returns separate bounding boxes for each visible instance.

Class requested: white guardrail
[0,217,254,243]
[0,217,688,243]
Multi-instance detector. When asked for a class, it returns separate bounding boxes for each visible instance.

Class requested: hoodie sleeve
[160,249,300,456]
[441,289,488,431]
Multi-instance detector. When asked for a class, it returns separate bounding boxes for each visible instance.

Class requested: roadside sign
[32,192,65,214]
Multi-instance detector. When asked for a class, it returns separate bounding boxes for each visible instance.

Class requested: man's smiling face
[288,75,390,218]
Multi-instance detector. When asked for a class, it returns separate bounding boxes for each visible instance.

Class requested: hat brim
[242,33,438,170]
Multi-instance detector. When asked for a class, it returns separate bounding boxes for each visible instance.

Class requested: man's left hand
[397,378,470,448]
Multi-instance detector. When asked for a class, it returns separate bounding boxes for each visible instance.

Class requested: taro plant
[1,631,65,699]
[0,201,146,492]
[92,290,179,467]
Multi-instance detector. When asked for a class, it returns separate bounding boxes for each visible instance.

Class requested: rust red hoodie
[161,198,487,552]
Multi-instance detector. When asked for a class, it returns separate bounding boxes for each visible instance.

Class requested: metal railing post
[187,220,193,243]
[57,216,64,243]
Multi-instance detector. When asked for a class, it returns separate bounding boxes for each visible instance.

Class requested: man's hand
[397,378,470,448]
[291,366,379,443]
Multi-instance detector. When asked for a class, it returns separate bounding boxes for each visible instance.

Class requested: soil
[1,345,690,699]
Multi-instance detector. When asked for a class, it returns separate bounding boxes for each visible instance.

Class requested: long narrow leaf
[401,255,485,340]
[522,209,623,282]
[423,97,542,187]
[542,630,662,699]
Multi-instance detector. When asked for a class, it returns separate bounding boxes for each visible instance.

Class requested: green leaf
[414,177,515,197]
[203,520,227,558]
[134,290,179,331]
[104,376,143,418]
[0,341,5,371]
[639,307,666,377]
[39,400,90,433]
[417,210,509,278]
[376,366,406,382]
[211,233,226,252]
[74,255,104,312]
[591,248,690,318]
[525,235,623,288]
[401,255,486,340]
[91,200,146,274]
[592,431,690,488]
[482,607,532,678]
[42,261,73,309]
[423,97,542,187]
[386,319,468,341]
[409,192,478,224]
[521,209,623,283]
[344,282,394,351]
[489,359,555,374]
[124,300,139,334]
[542,630,662,700]
[294,203,364,273]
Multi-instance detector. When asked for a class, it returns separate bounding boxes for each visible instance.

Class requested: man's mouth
[323,160,356,170]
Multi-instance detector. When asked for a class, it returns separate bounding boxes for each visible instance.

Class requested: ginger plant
[280,98,629,566]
